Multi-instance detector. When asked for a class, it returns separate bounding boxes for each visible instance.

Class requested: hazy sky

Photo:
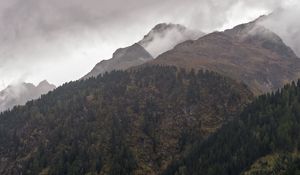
[0,0,298,90]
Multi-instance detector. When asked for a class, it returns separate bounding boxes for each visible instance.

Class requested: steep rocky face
[83,43,153,79]
[139,23,204,58]
[150,20,300,94]
[0,80,56,112]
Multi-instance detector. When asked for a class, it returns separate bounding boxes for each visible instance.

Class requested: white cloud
[140,24,204,58]
[260,3,300,56]
[0,0,298,90]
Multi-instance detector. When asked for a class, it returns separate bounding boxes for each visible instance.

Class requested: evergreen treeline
[0,66,252,175]
[164,81,300,175]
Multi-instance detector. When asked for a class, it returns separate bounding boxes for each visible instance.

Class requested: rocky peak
[83,23,204,79]
[150,17,300,94]
[37,80,56,89]
[0,80,56,112]
[38,80,50,86]
[82,43,153,79]
[139,23,203,55]
[224,17,298,59]
[112,43,151,61]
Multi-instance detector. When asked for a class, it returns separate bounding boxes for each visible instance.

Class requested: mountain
[0,66,252,175]
[149,19,300,95]
[83,43,153,79]
[0,80,56,112]
[83,23,204,79]
[163,81,300,175]
[260,10,300,57]
[139,23,204,58]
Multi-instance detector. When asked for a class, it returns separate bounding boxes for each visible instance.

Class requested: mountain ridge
[82,23,204,79]
[148,18,300,94]
[0,80,56,112]
[138,23,204,57]
[2,15,300,175]
[83,43,153,79]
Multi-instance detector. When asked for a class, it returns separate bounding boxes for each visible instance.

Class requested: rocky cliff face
[0,80,56,112]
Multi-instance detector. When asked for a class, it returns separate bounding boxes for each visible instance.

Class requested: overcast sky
[0,0,298,90]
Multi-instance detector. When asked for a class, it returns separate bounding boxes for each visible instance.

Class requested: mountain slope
[83,43,153,79]
[0,80,56,112]
[149,19,300,94]
[0,66,252,175]
[83,23,204,79]
[163,81,300,175]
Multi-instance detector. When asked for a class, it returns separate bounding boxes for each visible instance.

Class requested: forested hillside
[164,81,300,175]
[0,66,252,175]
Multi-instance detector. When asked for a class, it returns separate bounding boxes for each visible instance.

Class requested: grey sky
[0,0,297,90]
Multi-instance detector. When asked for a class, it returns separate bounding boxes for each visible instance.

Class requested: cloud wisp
[0,0,297,90]
[260,2,300,56]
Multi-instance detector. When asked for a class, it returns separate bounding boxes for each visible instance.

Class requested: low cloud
[0,83,32,112]
[139,24,204,58]
[0,0,297,89]
[260,3,300,56]
[0,81,55,112]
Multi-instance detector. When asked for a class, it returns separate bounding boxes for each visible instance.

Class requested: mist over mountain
[0,0,293,88]
[260,5,300,57]
[0,80,56,112]
[149,18,300,94]
[2,1,300,175]
[139,23,204,58]
[83,23,203,79]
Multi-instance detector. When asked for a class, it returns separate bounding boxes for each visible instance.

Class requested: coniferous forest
[2,1,300,175]
[2,65,300,175]
[0,66,253,174]
[164,81,300,175]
